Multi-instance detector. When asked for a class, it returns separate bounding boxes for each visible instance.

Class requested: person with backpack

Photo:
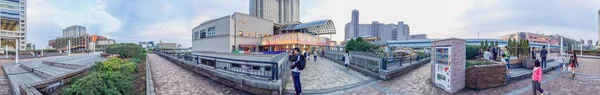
[289,47,305,95]
[343,50,352,70]
[532,60,544,95]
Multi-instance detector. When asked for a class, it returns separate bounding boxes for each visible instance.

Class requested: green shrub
[96,58,138,73]
[466,60,495,68]
[466,45,479,60]
[62,71,134,95]
[105,43,146,59]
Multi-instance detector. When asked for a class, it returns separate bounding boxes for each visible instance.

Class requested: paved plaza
[147,54,248,95]
[283,56,375,94]
[340,57,600,95]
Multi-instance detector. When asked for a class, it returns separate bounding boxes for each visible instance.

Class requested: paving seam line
[503,73,560,95]
[146,55,156,95]
[324,59,369,81]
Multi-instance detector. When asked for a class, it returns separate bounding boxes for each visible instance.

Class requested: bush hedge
[466,45,479,60]
[62,58,138,94]
[105,43,146,59]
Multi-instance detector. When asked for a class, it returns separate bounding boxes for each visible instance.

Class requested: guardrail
[382,54,430,70]
[156,50,286,80]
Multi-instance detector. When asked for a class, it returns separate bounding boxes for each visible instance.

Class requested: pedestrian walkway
[147,54,248,95]
[508,57,563,82]
[283,56,375,94]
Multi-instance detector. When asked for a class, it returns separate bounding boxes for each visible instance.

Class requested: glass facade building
[0,0,26,50]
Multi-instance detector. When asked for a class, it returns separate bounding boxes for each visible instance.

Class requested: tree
[495,41,499,47]
[480,41,485,50]
[345,37,379,52]
[483,40,487,50]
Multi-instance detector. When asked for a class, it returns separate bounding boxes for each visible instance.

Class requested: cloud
[455,0,600,41]
[27,0,122,48]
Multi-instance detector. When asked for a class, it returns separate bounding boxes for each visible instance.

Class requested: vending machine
[434,47,451,90]
[431,38,465,94]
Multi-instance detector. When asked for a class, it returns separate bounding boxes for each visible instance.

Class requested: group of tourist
[530,46,581,95]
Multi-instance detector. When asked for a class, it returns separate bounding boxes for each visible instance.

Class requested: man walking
[531,47,536,60]
[541,46,548,68]
[492,46,498,61]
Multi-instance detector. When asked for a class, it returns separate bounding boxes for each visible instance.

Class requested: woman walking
[504,46,511,78]
[344,50,352,70]
[532,60,544,95]
[570,52,579,77]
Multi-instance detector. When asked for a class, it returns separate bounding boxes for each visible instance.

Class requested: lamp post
[68,40,71,56]
[15,39,19,63]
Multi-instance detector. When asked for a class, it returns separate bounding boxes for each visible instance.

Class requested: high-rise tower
[250,0,299,24]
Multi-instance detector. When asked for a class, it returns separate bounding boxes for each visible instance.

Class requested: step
[7,72,47,95]
[32,66,76,78]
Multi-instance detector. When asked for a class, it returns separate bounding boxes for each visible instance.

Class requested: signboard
[434,47,451,90]
[262,33,328,46]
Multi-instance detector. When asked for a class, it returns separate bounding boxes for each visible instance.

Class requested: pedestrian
[304,49,310,61]
[289,48,304,95]
[492,46,498,61]
[532,60,544,95]
[570,52,579,77]
[321,49,325,58]
[557,54,565,72]
[504,46,511,78]
[313,51,317,62]
[484,48,491,60]
[531,47,536,60]
[344,50,352,70]
[540,46,548,68]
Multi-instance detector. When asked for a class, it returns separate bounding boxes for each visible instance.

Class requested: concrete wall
[193,35,231,52]
[465,64,506,89]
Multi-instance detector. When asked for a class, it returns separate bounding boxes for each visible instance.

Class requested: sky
[27,0,600,49]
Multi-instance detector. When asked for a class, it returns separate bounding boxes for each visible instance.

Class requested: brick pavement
[284,56,373,91]
[341,57,600,95]
[148,54,248,95]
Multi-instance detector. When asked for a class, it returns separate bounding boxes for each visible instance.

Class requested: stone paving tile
[148,54,248,95]
[344,57,600,95]
[284,57,372,90]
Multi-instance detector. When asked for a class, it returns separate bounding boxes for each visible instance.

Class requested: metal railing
[382,54,430,70]
[156,50,287,80]
[323,51,431,72]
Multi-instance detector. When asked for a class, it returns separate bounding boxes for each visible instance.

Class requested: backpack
[290,55,306,70]
[297,55,306,70]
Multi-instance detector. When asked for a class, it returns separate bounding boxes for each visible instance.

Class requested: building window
[207,27,216,36]
[193,31,198,40]
[200,29,206,38]
[252,32,256,37]
[239,31,243,36]
[245,32,250,36]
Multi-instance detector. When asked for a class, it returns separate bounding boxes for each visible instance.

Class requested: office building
[249,0,299,24]
[587,40,594,50]
[1,0,27,50]
[547,34,580,51]
[157,42,179,49]
[193,12,336,53]
[500,32,558,45]
[344,9,427,45]
[63,25,87,37]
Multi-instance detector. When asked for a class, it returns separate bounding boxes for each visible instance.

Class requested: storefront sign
[262,33,328,46]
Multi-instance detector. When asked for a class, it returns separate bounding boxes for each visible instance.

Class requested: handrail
[155,50,282,80]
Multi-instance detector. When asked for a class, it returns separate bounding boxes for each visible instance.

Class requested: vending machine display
[434,47,452,90]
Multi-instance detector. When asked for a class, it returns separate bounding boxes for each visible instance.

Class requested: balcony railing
[156,50,288,80]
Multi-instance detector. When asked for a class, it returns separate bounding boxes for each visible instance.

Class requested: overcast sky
[27,0,600,48]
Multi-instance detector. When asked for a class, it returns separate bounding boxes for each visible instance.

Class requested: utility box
[431,38,466,93]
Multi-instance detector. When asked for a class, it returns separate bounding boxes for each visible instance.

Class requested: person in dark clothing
[492,46,498,61]
[540,46,548,68]
[570,52,579,77]
[531,47,536,60]
[289,48,303,95]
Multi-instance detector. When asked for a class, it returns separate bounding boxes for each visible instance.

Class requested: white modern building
[62,25,87,37]
[1,0,27,50]
[344,9,427,45]
[192,12,274,53]
[249,0,299,24]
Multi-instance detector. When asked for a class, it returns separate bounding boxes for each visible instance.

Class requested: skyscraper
[350,9,359,40]
[0,0,27,50]
[249,0,299,24]
[63,25,88,38]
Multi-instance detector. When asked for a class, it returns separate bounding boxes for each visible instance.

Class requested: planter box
[465,64,507,89]
[521,58,535,69]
